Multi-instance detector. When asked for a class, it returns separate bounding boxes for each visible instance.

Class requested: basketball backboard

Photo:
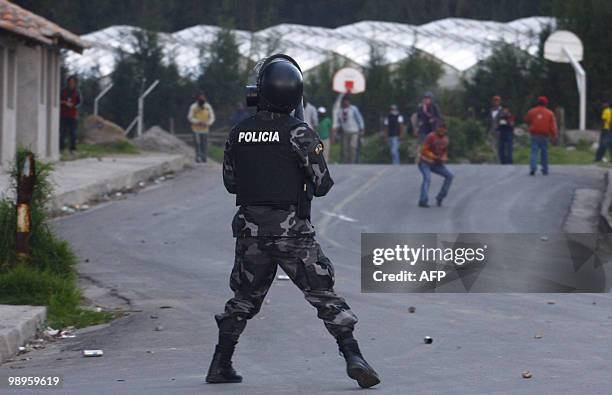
[544,30,586,131]
[333,67,366,94]
[544,30,583,63]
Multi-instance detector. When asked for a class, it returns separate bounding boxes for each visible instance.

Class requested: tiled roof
[0,0,86,52]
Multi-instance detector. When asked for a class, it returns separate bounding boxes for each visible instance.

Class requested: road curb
[49,154,189,211]
[0,305,46,363]
[599,170,612,232]
[563,188,603,233]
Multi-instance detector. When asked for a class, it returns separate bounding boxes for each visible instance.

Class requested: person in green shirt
[317,106,332,161]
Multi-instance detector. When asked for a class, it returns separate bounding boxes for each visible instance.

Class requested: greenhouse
[64,16,554,87]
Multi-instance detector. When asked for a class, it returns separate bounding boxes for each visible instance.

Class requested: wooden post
[16,152,36,258]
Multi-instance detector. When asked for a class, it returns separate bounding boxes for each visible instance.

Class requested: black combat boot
[338,338,380,388]
[205,342,242,383]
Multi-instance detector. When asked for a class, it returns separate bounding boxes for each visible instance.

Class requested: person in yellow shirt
[595,101,611,162]
[188,93,216,162]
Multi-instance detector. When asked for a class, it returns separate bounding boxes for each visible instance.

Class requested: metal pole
[563,47,587,131]
[93,83,114,117]
[137,80,159,137]
[124,116,139,136]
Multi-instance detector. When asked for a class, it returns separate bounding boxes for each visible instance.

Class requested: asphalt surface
[3,163,612,395]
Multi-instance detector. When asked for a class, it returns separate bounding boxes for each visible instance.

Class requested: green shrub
[0,264,72,306]
[0,149,113,328]
[446,117,493,163]
[0,264,113,328]
[1,150,74,273]
[359,134,417,164]
[0,199,15,267]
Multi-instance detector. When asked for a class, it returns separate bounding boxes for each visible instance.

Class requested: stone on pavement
[0,305,46,363]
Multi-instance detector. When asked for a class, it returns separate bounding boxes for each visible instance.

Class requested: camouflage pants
[215,236,358,340]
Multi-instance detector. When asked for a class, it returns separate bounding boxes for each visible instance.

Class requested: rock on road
[3,163,612,395]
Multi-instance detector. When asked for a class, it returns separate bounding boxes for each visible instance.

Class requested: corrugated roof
[0,0,86,52]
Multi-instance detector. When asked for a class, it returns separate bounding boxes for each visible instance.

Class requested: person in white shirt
[303,97,319,130]
[332,96,365,163]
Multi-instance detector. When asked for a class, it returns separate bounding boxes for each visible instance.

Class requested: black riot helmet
[246,54,303,114]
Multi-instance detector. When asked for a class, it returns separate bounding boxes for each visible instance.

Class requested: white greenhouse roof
[64,16,554,77]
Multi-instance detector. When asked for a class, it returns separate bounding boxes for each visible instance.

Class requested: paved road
[3,164,612,395]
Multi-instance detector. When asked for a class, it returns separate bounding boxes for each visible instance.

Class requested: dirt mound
[133,126,194,158]
[82,115,126,144]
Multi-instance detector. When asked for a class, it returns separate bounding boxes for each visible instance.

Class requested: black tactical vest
[387,113,401,137]
[230,113,306,207]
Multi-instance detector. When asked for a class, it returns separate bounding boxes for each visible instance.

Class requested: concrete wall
[0,37,18,169]
[0,35,61,170]
[15,45,61,162]
[47,49,60,161]
[16,45,46,157]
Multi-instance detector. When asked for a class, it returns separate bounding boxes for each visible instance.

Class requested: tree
[303,55,349,115]
[198,29,243,125]
[105,30,196,134]
[393,50,444,118]
[463,43,543,124]
[16,0,556,33]
[361,44,394,132]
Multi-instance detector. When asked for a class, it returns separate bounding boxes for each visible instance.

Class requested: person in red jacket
[524,96,557,175]
[418,120,453,207]
[59,75,82,153]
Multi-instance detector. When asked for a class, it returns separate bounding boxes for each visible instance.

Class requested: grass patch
[1,150,114,328]
[61,140,140,161]
[0,265,114,328]
[513,145,594,165]
[208,144,224,163]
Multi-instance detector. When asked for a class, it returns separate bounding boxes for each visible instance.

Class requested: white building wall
[0,38,18,169]
[16,44,46,157]
[47,49,60,161]
[1,37,62,169]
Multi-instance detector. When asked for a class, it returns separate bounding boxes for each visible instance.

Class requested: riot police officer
[206,54,380,389]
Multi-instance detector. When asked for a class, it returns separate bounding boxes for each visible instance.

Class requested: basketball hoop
[333,68,365,94]
[344,80,354,93]
[544,30,586,131]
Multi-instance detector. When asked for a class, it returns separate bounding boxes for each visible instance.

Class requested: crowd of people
[58,74,611,207]
[179,88,611,207]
